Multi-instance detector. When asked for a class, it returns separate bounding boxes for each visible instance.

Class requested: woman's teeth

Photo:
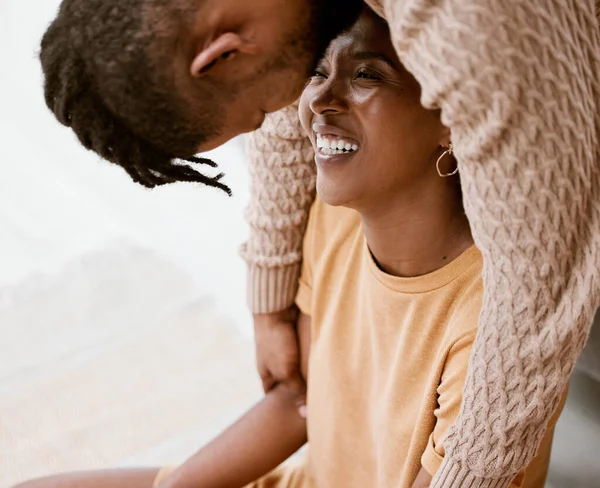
[316,134,359,155]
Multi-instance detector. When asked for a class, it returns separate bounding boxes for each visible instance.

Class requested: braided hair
[40,0,231,195]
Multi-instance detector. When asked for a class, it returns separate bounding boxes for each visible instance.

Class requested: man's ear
[190,32,257,77]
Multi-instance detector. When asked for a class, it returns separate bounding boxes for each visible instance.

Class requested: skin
[253,307,306,397]
[178,0,362,151]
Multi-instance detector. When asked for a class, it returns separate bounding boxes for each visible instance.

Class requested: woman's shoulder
[306,198,361,249]
[443,247,484,341]
[303,197,362,271]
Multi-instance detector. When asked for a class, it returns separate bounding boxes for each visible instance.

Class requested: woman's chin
[316,176,356,208]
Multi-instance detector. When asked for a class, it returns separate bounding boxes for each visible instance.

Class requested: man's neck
[359,183,473,278]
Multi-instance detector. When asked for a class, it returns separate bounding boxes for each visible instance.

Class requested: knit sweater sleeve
[382,0,600,487]
[240,101,316,314]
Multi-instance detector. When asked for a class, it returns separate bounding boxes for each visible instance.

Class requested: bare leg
[13,468,160,488]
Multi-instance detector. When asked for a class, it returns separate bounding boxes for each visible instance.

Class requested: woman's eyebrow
[351,50,397,69]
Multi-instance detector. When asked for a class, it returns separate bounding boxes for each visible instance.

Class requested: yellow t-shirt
[263,199,558,488]
[154,198,561,488]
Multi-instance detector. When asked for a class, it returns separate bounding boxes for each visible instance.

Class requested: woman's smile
[312,122,360,167]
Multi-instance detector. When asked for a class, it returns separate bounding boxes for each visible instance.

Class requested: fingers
[295,390,307,419]
[260,367,305,396]
[261,365,307,420]
[298,404,308,419]
[260,370,275,394]
[285,370,306,396]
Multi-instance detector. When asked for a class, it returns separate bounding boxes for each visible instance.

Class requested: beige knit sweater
[241,1,600,487]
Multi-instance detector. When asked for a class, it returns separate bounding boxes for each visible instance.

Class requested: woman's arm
[161,387,306,488]
[385,1,600,487]
[159,314,312,488]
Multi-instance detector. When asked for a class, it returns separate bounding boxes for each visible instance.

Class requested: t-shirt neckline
[364,239,480,294]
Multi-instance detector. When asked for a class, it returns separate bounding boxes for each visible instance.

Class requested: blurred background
[0,1,599,487]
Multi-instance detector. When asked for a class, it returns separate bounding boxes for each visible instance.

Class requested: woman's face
[299,9,449,209]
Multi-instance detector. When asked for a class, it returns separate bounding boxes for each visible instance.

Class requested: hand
[253,307,306,398]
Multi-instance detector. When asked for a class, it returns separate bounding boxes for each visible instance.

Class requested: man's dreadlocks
[40,0,231,195]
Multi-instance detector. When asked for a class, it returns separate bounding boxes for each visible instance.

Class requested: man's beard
[244,0,364,113]
[301,0,364,75]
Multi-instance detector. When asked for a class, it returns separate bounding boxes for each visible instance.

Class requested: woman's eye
[356,69,381,80]
[312,70,327,78]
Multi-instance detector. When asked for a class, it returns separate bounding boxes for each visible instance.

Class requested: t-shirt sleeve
[421,331,477,477]
[420,329,526,488]
[295,201,318,316]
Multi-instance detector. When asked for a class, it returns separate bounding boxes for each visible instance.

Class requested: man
[38,1,600,487]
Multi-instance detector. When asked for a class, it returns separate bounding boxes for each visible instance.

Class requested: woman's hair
[40,0,231,194]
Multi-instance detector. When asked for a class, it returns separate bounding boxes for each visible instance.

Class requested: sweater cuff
[247,263,301,314]
[432,456,515,488]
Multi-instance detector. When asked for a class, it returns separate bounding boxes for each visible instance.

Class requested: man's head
[40,0,362,191]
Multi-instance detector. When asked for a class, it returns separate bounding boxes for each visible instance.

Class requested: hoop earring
[436,143,458,178]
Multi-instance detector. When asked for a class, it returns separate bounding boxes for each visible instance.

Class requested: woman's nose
[309,77,349,115]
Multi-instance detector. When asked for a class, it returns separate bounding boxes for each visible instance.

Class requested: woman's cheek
[298,95,312,137]
[349,87,379,108]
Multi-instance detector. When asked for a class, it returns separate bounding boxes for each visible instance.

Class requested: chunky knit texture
[242,1,600,487]
[240,103,316,313]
